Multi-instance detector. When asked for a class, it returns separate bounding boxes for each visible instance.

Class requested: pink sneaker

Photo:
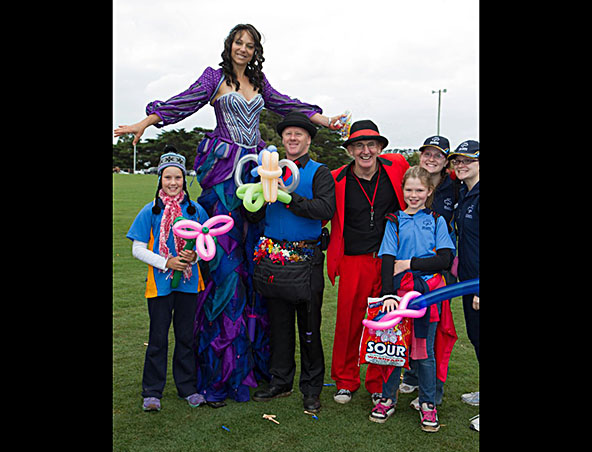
[369,398,395,423]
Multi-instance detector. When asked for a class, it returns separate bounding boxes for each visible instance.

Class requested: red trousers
[331,253,384,394]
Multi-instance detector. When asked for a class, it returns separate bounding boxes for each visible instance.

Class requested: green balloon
[171,216,196,289]
[235,183,292,212]
[276,189,292,204]
[243,184,265,212]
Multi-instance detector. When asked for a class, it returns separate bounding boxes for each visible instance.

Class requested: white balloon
[234,153,259,188]
[279,159,300,193]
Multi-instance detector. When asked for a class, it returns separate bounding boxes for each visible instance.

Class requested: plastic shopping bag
[359,296,412,368]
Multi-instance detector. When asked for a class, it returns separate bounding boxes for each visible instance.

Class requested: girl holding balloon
[370,166,455,432]
[126,148,209,412]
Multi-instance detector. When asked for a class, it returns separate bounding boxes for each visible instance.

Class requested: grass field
[113,174,479,451]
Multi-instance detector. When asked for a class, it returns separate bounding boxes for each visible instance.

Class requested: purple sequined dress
[146,67,322,402]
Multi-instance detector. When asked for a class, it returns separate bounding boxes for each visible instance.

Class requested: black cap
[342,119,388,148]
[276,112,317,138]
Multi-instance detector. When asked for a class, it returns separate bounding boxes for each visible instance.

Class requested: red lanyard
[351,164,381,229]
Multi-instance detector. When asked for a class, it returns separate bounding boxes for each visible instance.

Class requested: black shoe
[252,385,293,402]
[303,394,321,412]
[206,400,227,409]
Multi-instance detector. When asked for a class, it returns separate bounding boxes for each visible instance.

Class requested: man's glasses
[352,141,378,151]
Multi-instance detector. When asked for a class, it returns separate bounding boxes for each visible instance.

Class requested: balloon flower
[362,278,479,331]
[234,145,300,212]
[170,215,235,288]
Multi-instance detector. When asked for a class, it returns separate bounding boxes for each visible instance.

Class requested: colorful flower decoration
[253,236,315,265]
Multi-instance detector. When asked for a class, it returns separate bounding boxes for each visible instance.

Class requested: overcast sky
[113,0,478,151]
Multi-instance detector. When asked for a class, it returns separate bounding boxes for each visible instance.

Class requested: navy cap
[419,135,450,155]
[448,140,479,159]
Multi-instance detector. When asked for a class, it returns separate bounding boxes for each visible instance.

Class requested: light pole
[133,143,137,174]
[431,88,447,135]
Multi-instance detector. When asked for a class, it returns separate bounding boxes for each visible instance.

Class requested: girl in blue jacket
[127,149,209,412]
[449,140,480,431]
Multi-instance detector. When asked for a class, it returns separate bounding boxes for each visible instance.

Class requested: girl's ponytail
[183,178,197,215]
[152,180,162,214]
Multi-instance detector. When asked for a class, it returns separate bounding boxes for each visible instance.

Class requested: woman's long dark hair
[219,24,265,93]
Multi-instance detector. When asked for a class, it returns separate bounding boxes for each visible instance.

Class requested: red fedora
[342,119,389,148]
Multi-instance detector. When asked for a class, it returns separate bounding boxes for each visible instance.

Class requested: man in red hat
[326,119,409,404]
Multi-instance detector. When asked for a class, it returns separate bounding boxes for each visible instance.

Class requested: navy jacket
[455,181,479,288]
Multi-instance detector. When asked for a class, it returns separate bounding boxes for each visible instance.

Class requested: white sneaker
[333,389,352,404]
[469,414,479,432]
[409,396,420,411]
[399,382,418,394]
[461,391,479,406]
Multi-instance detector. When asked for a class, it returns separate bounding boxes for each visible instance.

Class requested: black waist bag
[253,257,312,303]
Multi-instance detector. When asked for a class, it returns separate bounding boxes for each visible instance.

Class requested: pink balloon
[196,233,216,261]
[172,215,234,261]
[203,215,235,236]
[362,290,427,331]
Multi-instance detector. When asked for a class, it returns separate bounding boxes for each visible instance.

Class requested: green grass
[113,174,479,451]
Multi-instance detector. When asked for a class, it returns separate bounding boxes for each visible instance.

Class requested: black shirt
[343,161,399,255]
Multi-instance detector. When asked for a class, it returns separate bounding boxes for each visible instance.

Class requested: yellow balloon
[257,150,282,203]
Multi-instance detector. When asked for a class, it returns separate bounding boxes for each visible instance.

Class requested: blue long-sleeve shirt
[455,181,479,290]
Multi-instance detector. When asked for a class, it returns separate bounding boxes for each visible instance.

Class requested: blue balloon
[406,278,479,310]
[250,145,279,177]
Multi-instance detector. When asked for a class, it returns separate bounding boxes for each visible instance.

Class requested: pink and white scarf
[158,189,192,281]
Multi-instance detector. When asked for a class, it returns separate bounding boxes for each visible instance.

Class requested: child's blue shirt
[378,208,455,281]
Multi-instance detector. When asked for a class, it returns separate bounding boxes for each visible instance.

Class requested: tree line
[113,109,418,172]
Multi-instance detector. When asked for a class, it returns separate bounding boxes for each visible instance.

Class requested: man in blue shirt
[249,113,336,413]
